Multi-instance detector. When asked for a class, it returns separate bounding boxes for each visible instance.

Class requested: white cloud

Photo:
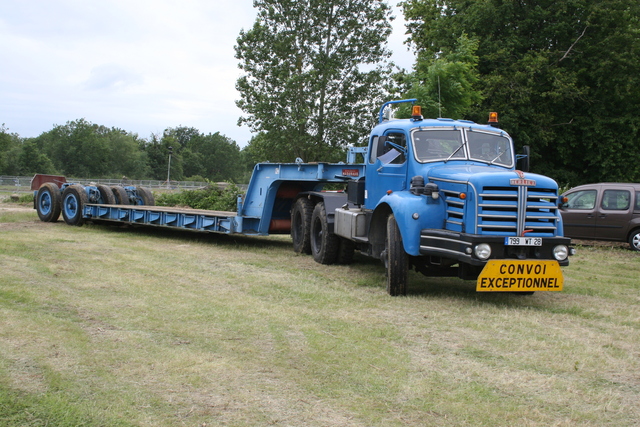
[0,0,413,146]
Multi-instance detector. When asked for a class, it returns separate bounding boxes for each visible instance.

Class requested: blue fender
[376,191,445,256]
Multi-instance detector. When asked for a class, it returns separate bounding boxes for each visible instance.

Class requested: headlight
[553,245,569,261]
[474,243,492,260]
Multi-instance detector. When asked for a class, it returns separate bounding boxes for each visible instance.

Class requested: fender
[374,191,445,256]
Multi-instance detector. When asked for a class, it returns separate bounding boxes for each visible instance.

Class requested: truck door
[365,131,408,209]
[595,187,633,240]
[561,188,598,239]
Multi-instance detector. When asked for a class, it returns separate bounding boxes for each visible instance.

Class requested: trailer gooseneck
[34,100,573,295]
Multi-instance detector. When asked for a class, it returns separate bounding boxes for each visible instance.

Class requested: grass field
[1,201,638,426]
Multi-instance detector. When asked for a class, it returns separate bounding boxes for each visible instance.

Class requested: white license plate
[505,237,542,246]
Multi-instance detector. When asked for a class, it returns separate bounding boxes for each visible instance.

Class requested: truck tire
[110,186,130,205]
[136,187,155,206]
[310,202,339,264]
[96,184,115,205]
[291,197,313,254]
[36,182,61,222]
[336,237,356,264]
[629,229,640,252]
[385,214,408,296]
[61,184,88,226]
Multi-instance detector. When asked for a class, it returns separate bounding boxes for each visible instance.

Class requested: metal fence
[0,175,237,193]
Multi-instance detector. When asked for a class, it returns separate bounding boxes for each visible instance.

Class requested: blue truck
[33,99,573,295]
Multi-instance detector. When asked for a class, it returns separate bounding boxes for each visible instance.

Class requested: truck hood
[426,164,558,189]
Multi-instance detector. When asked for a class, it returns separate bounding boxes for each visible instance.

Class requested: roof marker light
[412,105,423,121]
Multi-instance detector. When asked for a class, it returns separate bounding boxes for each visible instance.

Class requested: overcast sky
[0,1,414,147]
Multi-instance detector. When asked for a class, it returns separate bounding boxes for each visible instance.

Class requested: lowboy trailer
[33,100,574,295]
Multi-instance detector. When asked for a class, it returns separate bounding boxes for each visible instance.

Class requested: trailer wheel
[310,202,339,264]
[110,186,130,205]
[36,182,61,222]
[61,184,88,226]
[336,237,356,265]
[291,197,313,254]
[385,214,408,296]
[96,184,115,205]
[136,187,155,206]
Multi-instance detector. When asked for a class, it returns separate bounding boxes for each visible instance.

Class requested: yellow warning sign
[476,260,564,292]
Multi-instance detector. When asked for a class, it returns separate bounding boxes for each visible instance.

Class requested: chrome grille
[478,186,559,236]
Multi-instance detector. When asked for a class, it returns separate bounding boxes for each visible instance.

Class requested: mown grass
[0,205,638,426]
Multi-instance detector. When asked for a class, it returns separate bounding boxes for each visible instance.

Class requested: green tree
[157,127,246,183]
[401,0,640,185]
[235,0,394,163]
[36,119,149,178]
[395,33,483,119]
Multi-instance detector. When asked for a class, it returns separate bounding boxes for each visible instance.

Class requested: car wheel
[629,229,640,252]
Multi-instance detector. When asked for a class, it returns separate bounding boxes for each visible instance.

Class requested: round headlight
[474,243,492,260]
[553,245,569,261]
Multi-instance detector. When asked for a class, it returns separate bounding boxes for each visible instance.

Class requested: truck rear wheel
[110,186,130,205]
[96,184,115,205]
[291,197,313,254]
[385,214,408,296]
[310,202,339,264]
[36,182,61,222]
[61,185,88,226]
[336,238,356,264]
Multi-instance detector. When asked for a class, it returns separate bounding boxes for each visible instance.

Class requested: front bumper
[419,229,572,267]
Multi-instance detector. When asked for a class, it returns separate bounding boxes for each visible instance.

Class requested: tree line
[2,0,639,186]
[0,120,252,183]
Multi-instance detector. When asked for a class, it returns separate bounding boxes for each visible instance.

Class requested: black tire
[385,214,408,296]
[96,184,115,205]
[36,182,62,222]
[110,186,130,205]
[291,198,313,254]
[336,237,356,265]
[629,229,640,252]
[135,187,155,206]
[61,184,88,226]
[310,202,339,264]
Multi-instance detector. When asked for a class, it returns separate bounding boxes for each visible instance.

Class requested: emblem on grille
[511,170,536,186]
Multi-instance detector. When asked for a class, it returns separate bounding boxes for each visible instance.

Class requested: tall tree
[401,0,640,186]
[235,0,394,163]
[394,33,483,119]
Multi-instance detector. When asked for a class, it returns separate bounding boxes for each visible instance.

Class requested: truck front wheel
[291,197,313,254]
[310,202,339,264]
[385,214,408,296]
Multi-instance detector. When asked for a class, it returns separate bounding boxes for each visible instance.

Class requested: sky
[0,1,415,147]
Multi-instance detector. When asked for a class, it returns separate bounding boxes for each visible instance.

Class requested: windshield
[467,131,513,167]
[412,128,513,167]
[412,129,465,162]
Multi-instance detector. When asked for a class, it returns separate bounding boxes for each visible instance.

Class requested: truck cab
[330,100,573,295]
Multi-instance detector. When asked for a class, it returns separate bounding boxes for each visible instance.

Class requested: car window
[565,189,596,209]
[601,189,630,210]
[636,192,640,210]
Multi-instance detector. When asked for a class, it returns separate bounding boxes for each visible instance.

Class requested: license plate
[505,236,542,246]
[476,260,563,292]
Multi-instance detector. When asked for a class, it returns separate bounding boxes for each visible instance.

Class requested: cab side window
[385,132,406,164]
[370,132,407,164]
[565,190,596,209]
[601,190,630,210]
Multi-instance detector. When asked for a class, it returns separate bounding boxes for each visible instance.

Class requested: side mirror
[517,145,530,172]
